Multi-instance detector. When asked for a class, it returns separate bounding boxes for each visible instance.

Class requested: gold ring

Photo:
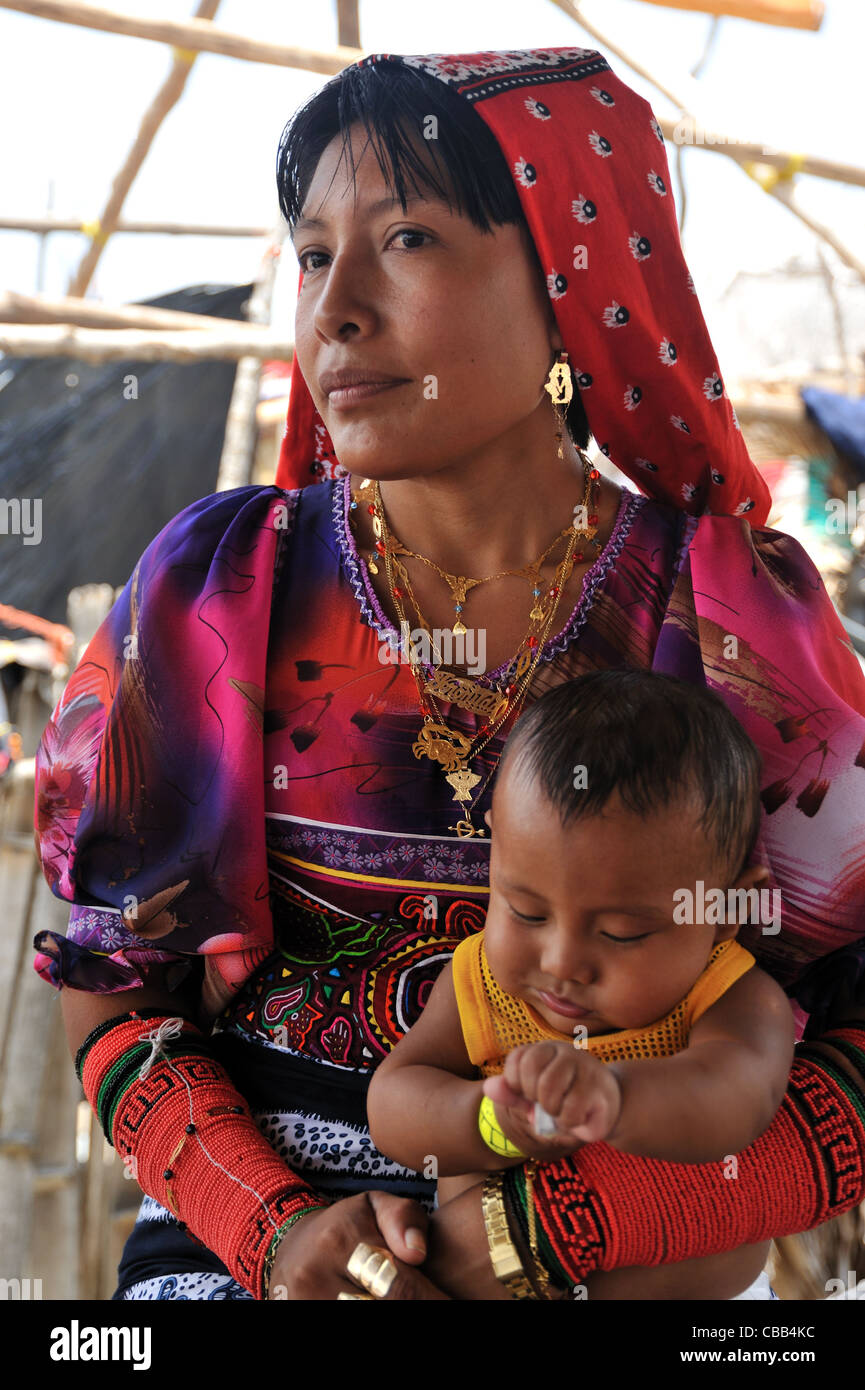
[337,1291,375,1300]
[346,1241,398,1299]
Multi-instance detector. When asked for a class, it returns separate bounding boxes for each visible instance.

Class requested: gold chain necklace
[360,451,596,694]
[354,455,601,835]
[358,453,597,633]
[384,506,583,720]
[388,525,576,634]
[394,519,582,834]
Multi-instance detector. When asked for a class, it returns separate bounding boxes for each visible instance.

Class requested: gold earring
[543,349,574,460]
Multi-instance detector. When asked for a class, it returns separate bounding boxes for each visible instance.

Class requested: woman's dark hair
[276,59,591,450]
[495,669,764,880]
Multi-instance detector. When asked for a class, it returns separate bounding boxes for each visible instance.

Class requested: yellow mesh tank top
[451,930,755,1077]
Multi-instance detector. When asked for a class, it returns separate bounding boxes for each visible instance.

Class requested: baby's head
[483,670,768,1036]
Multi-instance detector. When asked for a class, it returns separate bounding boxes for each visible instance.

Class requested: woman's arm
[368,962,518,1175]
[422,1014,865,1298]
[59,964,197,1055]
[69,984,450,1299]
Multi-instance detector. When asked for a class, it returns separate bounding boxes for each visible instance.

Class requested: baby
[368,669,796,1300]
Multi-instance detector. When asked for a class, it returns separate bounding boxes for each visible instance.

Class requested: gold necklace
[385,542,568,721]
[368,451,595,706]
[363,459,600,835]
[409,524,581,835]
[388,526,576,634]
[358,452,598,634]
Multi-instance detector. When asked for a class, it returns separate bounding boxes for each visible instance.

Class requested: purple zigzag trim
[536,488,645,671]
[334,476,392,640]
[670,510,699,590]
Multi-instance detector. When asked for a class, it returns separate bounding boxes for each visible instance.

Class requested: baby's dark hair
[495,670,764,880]
[276,57,590,450]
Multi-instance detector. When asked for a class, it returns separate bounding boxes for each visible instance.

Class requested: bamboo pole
[0,287,272,335]
[748,174,865,282]
[79,1109,114,1299]
[30,1006,80,1298]
[0,829,36,1081]
[66,0,222,298]
[0,1,363,72]
[215,231,285,491]
[336,0,360,50]
[0,214,270,237]
[633,0,824,29]
[557,1,865,284]
[0,856,70,1285]
[814,243,855,398]
[0,322,293,361]
[652,117,865,192]
[4,1,860,193]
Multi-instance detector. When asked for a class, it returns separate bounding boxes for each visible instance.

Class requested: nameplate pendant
[423,669,508,720]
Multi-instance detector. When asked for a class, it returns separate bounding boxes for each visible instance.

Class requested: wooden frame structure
[1,0,862,377]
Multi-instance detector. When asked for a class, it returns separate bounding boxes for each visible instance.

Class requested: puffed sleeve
[653,511,865,1015]
[33,484,295,1020]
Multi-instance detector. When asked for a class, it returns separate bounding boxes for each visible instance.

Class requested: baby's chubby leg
[580,1241,772,1301]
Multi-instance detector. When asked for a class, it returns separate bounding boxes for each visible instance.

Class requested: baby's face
[483,771,738,1036]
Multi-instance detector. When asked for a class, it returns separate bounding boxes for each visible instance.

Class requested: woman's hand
[267,1191,451,1300]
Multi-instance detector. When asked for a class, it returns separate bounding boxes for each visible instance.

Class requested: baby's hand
[483,1042,622,1153]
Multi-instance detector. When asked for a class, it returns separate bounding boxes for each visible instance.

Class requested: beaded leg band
[506,1026,865,1286]
[78,1010,329,1298]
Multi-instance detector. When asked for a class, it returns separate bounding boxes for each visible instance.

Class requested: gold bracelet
[481,1171,538,1299]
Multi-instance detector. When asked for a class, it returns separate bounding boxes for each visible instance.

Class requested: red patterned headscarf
[276,46,770,525]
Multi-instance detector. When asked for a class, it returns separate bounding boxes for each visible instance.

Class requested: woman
[34,47,865,1302]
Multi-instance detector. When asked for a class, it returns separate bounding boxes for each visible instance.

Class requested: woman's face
[290,123,562,481]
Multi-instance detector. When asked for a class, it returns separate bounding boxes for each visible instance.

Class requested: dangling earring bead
[543,349,574,460]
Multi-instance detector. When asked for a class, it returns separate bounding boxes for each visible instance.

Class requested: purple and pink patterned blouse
[31,476,865,1272]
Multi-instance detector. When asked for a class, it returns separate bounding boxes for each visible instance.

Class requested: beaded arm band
[503,1027,865,1286]
[77,1009,329,1299]
[504,1166,571,1294]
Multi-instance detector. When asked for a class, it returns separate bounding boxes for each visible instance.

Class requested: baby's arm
[367,961,522,1176]
[488,965,796,1164]
[607,964,796,1162]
